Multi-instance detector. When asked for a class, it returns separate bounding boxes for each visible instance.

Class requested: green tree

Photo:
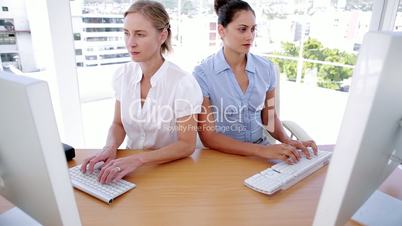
[182,0,194,15]
[303,38,325,73]
[159,0,177,10]
[270,39,357,90]
[271,42,298,81]
[303,38,324,60]
[282,42,299,56]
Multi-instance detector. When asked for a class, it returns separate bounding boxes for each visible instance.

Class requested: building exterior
[0,0,132,71]
[70,0,131,67]
[0,0,36,72]
[72,14,131,67]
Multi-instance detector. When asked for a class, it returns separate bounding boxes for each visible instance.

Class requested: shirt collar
[150,60,168,87]
[133,60,169,87]
[245,52,256,74]
[214,48,256,75]
[133,64,142,84]
[214,48,230,74]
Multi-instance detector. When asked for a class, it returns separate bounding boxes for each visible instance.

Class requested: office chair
[263,64,312,144]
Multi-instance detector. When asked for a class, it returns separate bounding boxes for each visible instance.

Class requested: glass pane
[69,0,214,147]
[248,0,374,144]
[395,0,402,31]
[0,3,36,72]
[69,1,127,146]
[68,0,375,145]
[4,0,85,144]
[0,18,18,69]
[249,0,373,90]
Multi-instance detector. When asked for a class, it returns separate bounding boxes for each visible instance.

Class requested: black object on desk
[62,143,75,161]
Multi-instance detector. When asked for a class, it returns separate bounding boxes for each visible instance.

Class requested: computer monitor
[0,72,82,226]
[313,31,402,226]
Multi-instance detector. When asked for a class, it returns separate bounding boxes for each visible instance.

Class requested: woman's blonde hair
[124,0,172,54]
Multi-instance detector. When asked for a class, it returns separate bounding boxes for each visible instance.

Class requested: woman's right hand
[257,144,301,164]
[80,146,117,173]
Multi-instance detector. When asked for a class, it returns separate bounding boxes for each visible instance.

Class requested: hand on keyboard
[81,146,117,174]
[82,152,143,185]
[283,139,318,159]
[70,164,136,203]
[98,156,143,184]
[257,143,302,164]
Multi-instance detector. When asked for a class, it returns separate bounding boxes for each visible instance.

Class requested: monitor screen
[313,31,402,226]
[0,72,81,225]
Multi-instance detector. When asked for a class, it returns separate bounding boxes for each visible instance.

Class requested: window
[241,0,375,144]
[73,33,81,40]
[67,0,390,147]
[99,53,129,59]
[209,22,216,30]
[0,0,86,146]
[97,46,114,51]
[1,53,18,62]
[75,49,82,55]
[0,33,16,45]
[84,27,122,32]
[0,19,15,31]
[85,36,122,42]
[82,17,123,24]
[85,55,97,60]
[209,32,216,41]
[249,0,373,91]
[100,61,129,66]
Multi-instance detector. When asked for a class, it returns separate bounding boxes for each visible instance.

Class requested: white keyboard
[69,165,136,203]
[244,149,332,195]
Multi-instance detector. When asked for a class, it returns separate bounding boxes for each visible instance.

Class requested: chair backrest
[264,63,281,144]
[273,63,281,117]
[265,63,313,142]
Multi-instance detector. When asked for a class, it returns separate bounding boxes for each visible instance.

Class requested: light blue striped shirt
[193,48,277,144]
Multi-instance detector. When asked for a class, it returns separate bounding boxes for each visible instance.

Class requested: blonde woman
[81,0,202,184]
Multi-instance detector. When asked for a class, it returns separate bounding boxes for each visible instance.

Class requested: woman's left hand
[284,139,318,159]
[97,155,143,184]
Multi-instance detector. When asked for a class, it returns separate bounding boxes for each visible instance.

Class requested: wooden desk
[70,148,327,226]
[1,145,401,226]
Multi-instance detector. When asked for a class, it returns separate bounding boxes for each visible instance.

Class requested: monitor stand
[352,190,402,226]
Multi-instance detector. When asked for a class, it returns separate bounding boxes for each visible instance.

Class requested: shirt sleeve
[268,62,278,92]
[192,65,210,97]
[174,75,203,119]
[112,65,125,101]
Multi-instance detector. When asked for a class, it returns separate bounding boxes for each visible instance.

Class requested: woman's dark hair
[214,0,255,27]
